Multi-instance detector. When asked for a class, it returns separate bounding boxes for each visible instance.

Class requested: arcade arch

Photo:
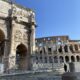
[0,29,5,63]
[16,44,29,70]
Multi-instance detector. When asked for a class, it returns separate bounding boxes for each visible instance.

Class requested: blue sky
[16,0,80,40]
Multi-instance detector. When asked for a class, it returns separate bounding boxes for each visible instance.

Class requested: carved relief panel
[13,29,29,45]
[14,30,22,42]
[23,33,28,43]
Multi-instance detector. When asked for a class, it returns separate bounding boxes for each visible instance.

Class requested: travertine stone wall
[0,0,36,72]
[35,36,80,73]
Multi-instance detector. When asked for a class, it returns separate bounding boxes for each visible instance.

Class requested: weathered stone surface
[0,0,36,72]
[62,72,80,80]
[32,63,64,74]
[35,35,80,73]
[0,72,62,80]
[69,62,80,72]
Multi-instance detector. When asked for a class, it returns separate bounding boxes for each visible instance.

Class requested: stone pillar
[69,44,75,53]
[43,46,45,63]
[30,24,35,55]
[43,44,48,63]
[56,44,59,54]
[66,40,71,53]
[67,44,71,53]
[58,56,60,63]
[2,39,9,72]
[73,44,75,53]
[69,56,71,63]
[45,44,49,63]
[75,56,77,62]
[41,46,44,63]
[38,48,40,63]
[61,41,65,54]
[30,24,36,70]
[58,56,60,64]
[52,42,55,63]
[9,21,16,70]
[77,44,79,52]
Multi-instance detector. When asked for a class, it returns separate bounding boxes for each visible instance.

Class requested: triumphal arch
[0,0,36,72]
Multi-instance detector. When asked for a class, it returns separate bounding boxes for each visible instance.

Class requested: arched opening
[16,44,29,70]
[58,45,62,53]
[69,45,74,53]
[36,56,38,60]
[49,56,53,63]
[0,30,5,63]
[59,56,64,63]
[36,56,38,64]
[40,50,42,55]
[44,57,47,63]
[76,56,80,62]
[74,44,78,51]
[64,45,68,53]
[71,56,75,62]
[40,56,43,63]
[64,64,67,72]
[48,47,52,54]
[65,56,69,63]
[54,56,58,63]
[43,47,46,54]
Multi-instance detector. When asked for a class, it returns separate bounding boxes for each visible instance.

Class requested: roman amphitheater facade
[35,36,80,73]
[0,0,36,72]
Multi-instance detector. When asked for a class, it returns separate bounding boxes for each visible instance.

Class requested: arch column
[30,24,35,55]
[8,21,16,70]
[42,47,45,63]
[2,39,9,72]
[77,44,80,52]
[61,41,65,53]
[72,44,75,52]
[66,40,71,53]
[46,47,50,63]
[67,44,71,53]
[75,56,77,62]
[69,56,71,63]
[55,40,59,54]
[30,24,36,70]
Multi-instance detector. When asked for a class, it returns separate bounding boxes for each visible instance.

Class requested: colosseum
[0,0,80,80]
[35,36,80,73]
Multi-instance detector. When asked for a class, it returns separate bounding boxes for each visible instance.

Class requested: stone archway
[0,29,5,63]
[71,56,75,62]
[16,44,29,70]
[64,64,67,72]
[59,56,64,63]
[65,56,69,63]
[76,56,80,62]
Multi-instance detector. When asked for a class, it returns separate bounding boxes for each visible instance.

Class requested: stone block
[69,62,80,72]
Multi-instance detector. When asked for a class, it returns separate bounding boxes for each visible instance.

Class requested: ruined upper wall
[36,36,80,46]
[69,40,80,44]
[36,35,69,43]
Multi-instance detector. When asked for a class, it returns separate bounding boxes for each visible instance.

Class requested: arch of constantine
[0,0,36,72]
